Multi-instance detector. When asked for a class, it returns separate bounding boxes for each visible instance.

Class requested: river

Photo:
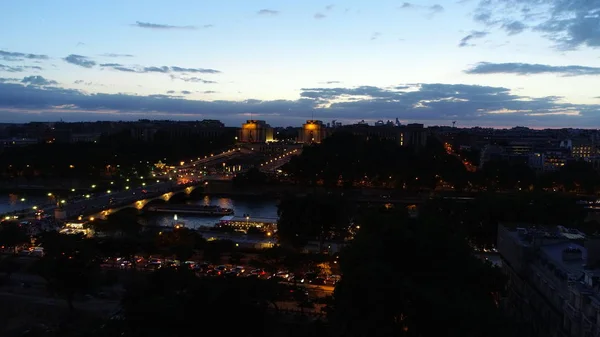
[143,195,279,229]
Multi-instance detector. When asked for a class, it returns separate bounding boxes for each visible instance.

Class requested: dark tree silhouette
[329,208,514,337]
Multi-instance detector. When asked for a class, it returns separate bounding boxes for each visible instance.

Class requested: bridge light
[47,193,53,197]
[126,178,130,182]
[60,200,66,204]
[140,177,144,179]
[71,188,75,192]
[91,185,96,188]
[85,195,90,198]
[142,183,146,186]
[89,217,95,221]
[107,190,111,194]
[110,181,114,185]
[20,198,25,202]
[125,186,130,190]
[32,206,38,210]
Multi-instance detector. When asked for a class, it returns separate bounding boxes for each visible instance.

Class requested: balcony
[563,302,581,319]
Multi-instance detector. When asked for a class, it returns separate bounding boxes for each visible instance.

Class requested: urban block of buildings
[498,224,600,337]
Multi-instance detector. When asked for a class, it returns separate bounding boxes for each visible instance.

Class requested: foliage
[156,227,205,261]
[33,232,101,311]
[232,167,270,187]
[329,208,514,337]
[282,132,468,190]
[0,221,30,252]
[420,192,588,247]
[97,268,280,337]
[277,193,351,249]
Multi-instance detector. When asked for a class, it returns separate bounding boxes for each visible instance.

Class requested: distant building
[298,120,327,144]
[403,123,428,149]
[239,120,274,143]
[498,224,600,337]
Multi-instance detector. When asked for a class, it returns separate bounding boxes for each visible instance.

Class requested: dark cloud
[101,53,134,58]
[0,80,597,127]
[178,76,218,84]
[0,64,42,72]
[0,50,48,62]
[430,4,444,13]
[64,54,96,68]
[320,81,341,84]
[458,31,488,47]
[203,91,217,94]
[314,13,326,19]
[399,3,444,15]
[21,75,57,86]
[474,0,600,50]
[181,90,192,95]
[465,62,600,76]
[325,4,335,10]
[257,9,279,15]
[132,21,197,30]
[370,32,382,41]
[501,21,527,35]
[102,64,221,74]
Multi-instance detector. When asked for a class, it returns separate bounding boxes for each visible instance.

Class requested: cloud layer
[0,76,598,127]
[473,0,600,50]
[465,62,600,76]
[132,21,197,30]
[64,54,96,68]
[0,50,48,61]
[459,31,488,47]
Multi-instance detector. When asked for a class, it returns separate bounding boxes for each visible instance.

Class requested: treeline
[281,133,600,193]
[276,192,591,249]
[0,129,236,181]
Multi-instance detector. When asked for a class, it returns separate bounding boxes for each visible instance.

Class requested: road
[259,149,301,172]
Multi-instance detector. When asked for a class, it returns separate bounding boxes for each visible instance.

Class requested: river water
[144,195,279,229]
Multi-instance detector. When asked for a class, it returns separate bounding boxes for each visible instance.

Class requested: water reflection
[145,195,278,229]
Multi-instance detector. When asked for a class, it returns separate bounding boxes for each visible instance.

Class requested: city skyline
[1,0,600,128]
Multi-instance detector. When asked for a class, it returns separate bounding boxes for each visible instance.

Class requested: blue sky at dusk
[1,0,600,127]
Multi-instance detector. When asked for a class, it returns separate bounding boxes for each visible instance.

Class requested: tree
[329,208,515,337]
[0,221,29,254]
[156,227,204,261]
[277,194,351,250]
[98,268,278,337]
[202,239,234,264]
[33,232,100,311]
[0,255,20,280]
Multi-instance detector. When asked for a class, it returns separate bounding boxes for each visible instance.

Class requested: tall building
[498,224,600,337]
[403,123,428,149]
[239,120,274,143]
[298,120,327,143]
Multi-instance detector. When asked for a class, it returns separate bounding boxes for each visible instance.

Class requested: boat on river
[146,204,234,216]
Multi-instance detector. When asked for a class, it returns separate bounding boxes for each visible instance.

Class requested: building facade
[498,224,600,337]
[298,120,327,144]
[239,120,274,143]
